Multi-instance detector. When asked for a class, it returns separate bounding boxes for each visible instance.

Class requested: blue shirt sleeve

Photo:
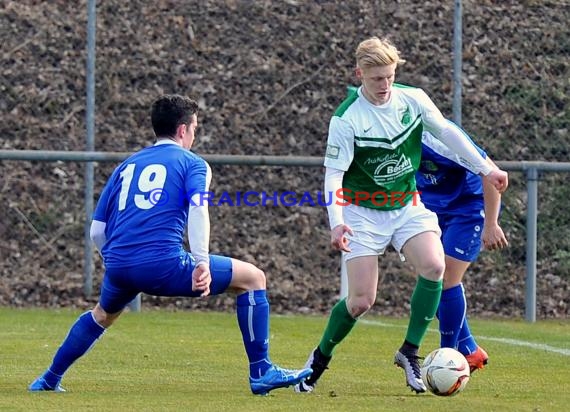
[184,156,209,200]
[93,173,115,222]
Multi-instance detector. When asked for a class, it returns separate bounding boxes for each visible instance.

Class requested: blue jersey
[416,132,486,215]
[93,141,209,268]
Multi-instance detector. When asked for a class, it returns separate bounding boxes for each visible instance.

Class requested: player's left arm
[421,121,485,173]
[417,91,507,192]
[90,174,115,253]
[433,122,508,193]
[482,157,509,250]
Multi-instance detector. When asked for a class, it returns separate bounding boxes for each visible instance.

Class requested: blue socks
[41,311,105,388]
[438,284,466,349]
[457,315,478,355]
[438,284,478,354]
[236,290,271,379]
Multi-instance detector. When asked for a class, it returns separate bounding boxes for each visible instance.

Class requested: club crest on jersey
[373,153,414,184]
[400,105,411,125]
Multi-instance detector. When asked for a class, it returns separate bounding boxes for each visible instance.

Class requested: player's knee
[240,264,266,290]
[347,295,374,317]
[421,260,445,281]
[229,260,266,292]
[249,266,266,289]
[92,303,120,328]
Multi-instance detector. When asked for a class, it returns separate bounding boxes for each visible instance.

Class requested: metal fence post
[525,167,539,322]
[452,0,463,126]
[84,0,96,298]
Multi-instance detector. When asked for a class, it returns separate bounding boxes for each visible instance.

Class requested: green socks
[316,277,441,357]
[405,275,443,347]
[318,298,357,357]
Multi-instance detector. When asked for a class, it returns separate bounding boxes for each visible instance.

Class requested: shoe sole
[253,381,296,396]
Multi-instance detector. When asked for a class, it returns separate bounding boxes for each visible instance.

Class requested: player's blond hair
[355,37,406,69]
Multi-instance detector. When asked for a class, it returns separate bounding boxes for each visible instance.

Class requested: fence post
[452,0,463,126]
[525,167,539,322]
[83,0,96,298]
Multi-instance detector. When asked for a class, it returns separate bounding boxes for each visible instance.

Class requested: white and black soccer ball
[420,347,470,396]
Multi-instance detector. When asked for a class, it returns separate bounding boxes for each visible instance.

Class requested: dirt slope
[0,0,568,318]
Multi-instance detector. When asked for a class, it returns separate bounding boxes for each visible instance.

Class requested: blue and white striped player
[417,126,508,372]
[29,94,311,395]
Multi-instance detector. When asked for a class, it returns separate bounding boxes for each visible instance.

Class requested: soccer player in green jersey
[294,37,508,394]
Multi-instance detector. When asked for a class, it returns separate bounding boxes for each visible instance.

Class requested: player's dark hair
[151,94,199,138]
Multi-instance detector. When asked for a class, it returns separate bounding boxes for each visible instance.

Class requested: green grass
[1,308,568,412]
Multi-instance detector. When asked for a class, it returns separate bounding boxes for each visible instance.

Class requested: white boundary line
[359,318,570,356]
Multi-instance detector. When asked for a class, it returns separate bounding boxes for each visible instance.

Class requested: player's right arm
[90,220,106,251]
[324,116,355,252]
[90,171,117,253]
[324,167,353,252]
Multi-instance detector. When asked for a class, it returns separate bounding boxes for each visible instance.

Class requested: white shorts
[342,201,441,261]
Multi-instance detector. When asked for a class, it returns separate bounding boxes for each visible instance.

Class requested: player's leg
[393,202,444,393]
[296,255,379,393]
[297,204,385,393]
[401,230,445,342]
[29,267,133,392]
[322,255,379,356]
[438,256,470,349]
[226,258,271,379]
[154,253,264,373]
[438,213,488,371]
[199,255,311,395]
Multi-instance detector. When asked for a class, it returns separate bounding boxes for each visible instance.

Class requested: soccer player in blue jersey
[29,94,311,395]
[417,127,508,372]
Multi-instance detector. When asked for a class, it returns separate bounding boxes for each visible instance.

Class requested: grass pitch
[0,308,568,412]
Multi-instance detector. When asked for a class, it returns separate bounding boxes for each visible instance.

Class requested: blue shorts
[99,253,233,313]
[438,210,484,263]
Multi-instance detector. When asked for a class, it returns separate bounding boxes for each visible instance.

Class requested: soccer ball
[420,347,470,396]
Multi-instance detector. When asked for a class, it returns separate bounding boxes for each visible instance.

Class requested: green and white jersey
[324,84,449,210]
